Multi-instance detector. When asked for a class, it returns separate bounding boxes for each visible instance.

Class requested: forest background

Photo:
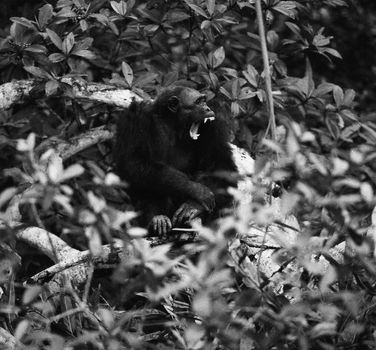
[0,0,376,349]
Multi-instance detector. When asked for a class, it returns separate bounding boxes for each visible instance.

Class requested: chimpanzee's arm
[124,158,215,212]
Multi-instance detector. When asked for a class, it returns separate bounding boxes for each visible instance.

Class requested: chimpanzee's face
[177,88,215,140]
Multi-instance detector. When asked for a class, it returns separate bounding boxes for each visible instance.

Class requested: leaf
[238,87,256,100]
[62,32,75,55]
[329,0,348,6]
[207,0,215,16]
[104,173,121,186]
[128,227,147,238]
[86,226,103,256]
[134,73,158,88]
[312,32,332,47]
[310,322,336,338]
[79,19,88,32]
[322,47,342,59]
[72,49,96,59]
[97,308,115,329]
[231,101,240,116]
[10,17,35,29]
[313,82,335,97]
[273,1,297,18]
[308,153,328,175]
[201,20,212,30]
[331,157,349,176]
[162,71,179,86]
[24,45,47,54]
[46,28,63,50]
[184,1,208,18]
[57,7,76,18]
[326,117,340,139]
[360,182,374,203]
[108,20,120,36]
[121,62,134,87]
[164,10,191,23]
[23,286,43,305]
[333,85,344,108]
[74,37,93,51]
[61,164,85,182]
[24,66,52,80]
[47,155,64,183]
[49,53,66,63]
[0,188,17,208]
[17,133,35,152]
[242,64,258,87]
[320,266,337,292]
[144,24,159,35]
[343,89,356,107]
[219,87,232,100]
[230,79,240,99]
[79,209,97,225]
[212,46,225,68]
[340,109,358,123]
[88,191,106,213]
[192,292,211,317]
[110,0,128,16]
[90,13,109,26]
[38,4,53,29]
[208,71,219,89]
[14,320,30,340]
[285,21,302,38]
[45,80,60,96]
[185,325,206,350]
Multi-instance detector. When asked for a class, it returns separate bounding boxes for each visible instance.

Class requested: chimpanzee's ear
[168,96,180,113]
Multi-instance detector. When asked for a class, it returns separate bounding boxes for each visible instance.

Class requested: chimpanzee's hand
[172,201,204,227]
[191,183,215,212]
[149,215,172,236]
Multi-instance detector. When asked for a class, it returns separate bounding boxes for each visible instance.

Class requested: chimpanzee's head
[154,86,215,140]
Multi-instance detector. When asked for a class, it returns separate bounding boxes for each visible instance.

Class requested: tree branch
[0,78,142,111]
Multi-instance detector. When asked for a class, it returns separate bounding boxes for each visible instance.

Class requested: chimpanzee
[114,86,238,235]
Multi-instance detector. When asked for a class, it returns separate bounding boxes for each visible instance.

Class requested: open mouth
[189,116,215,140]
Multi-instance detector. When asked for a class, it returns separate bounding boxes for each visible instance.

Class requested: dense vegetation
[0,0,375,349]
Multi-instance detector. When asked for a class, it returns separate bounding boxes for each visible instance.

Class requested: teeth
[204,117,215,124]
[190,122,201,140]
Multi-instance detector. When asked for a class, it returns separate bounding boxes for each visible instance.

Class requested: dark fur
[114,87,237,233]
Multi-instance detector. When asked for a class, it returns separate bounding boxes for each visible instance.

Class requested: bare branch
[28,242,124,284]
[16,226,78,263]
[35,126,114,160]
[0,78,142,111]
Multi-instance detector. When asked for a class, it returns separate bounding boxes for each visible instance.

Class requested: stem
[255,0,276,141]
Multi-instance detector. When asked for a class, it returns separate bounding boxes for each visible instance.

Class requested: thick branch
[16,226,78,263]
[0,78,142,111]
[35,126,114,160]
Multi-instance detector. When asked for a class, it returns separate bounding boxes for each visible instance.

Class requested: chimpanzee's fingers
[175,208,188,226]
[153,219,158,234]
[162,218,168,235]
[157,219,162,235]
[166,218,172,232]
[172,206,184,226]
[187,208,200,222]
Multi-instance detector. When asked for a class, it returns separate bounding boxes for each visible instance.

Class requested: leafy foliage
[0,0,376,349]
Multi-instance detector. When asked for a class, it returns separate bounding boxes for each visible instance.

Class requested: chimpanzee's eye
[196,97,206,105]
